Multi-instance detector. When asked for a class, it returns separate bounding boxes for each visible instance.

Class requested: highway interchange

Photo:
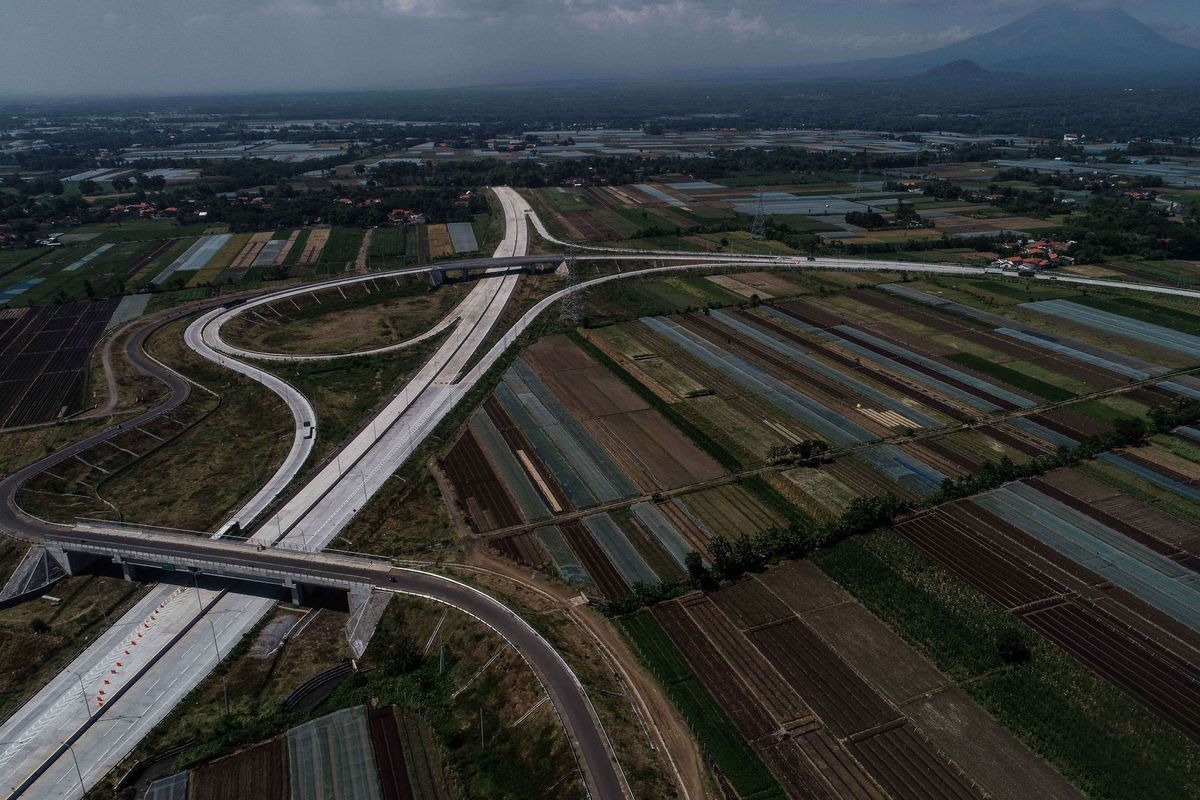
[3,187,1200,799]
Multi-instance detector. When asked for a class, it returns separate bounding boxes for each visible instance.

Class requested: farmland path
[353,227,374,274]
[465,543,710,800]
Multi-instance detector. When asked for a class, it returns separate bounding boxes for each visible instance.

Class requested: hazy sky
[2,1,1198,96]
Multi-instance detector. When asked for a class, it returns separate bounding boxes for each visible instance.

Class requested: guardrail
[281,662,354,713]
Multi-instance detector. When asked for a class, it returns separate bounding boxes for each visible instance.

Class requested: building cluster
[993,238,1076,270]
[387,208,426,225]
[107,202,169,218]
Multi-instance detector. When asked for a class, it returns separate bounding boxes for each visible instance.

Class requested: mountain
[780,3,1200,81]
[915,59,1016,83]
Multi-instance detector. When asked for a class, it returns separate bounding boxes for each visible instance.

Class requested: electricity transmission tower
[558,253,582,325]
[750,187,767,239]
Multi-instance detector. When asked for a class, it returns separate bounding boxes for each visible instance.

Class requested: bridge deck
[45,523,390,590]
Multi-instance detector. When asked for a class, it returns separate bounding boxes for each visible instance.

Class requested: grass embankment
[619,609,784,800]
[98,317,292,531]
[0,418,116,478]
[813,531,1200,800]
[224,277,467,356]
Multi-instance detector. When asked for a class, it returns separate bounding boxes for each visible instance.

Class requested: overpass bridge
[40,522,388,607]
[424,253,563,286]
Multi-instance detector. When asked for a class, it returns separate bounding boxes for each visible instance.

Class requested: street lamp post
[73,673,91,720]
[206,618,229,714]
[190,569,204,613]
[65,743,85,794]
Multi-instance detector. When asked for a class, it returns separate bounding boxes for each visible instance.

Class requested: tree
[996,628,1031,664]
[684,551,716,591]
[1112,416,1148,443]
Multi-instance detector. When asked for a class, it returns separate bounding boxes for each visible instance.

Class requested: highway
[5,188,1200,799]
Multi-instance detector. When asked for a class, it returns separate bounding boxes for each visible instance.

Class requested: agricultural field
[624,561,1083,800]
[0,239,175,304]
[814,529,1200,800]
[444,270,1200,797]
[314,228,366,273]
[1061,257,1200,289]
[471,276,1200,598]
[519,176,1061,255]
[0,298,120,427]
[157,705,418,800]
[440,334,727,598]
[895,471,1200,741]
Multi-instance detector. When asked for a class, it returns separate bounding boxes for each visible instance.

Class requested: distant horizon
[2,1,1199,98]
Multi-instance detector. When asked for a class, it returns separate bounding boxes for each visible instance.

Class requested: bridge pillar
[348,584,372,616]
[428,269,445,288]
[118,559,136,582]
[285,579,303,606]
[45,546,98,577]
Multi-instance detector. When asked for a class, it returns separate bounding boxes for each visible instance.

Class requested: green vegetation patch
[283,342,439,457]
[539,186,591,212]
[316,228,366,269]
[0,248,49,281]
[1153,432,1200,465]
[1072,295,1200,337]
[619,609,784,800]
[1069,398,1140,425]
[945,351,1075,402]
[368,227,410,264]
[78,219,220,244]
[282,228,311,267]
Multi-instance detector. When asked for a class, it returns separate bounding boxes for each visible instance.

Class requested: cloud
[568,1,777,40]
[186,13,219,27]
[260,0,477,18]
[817,24,972,51]
[261,0,329,17]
